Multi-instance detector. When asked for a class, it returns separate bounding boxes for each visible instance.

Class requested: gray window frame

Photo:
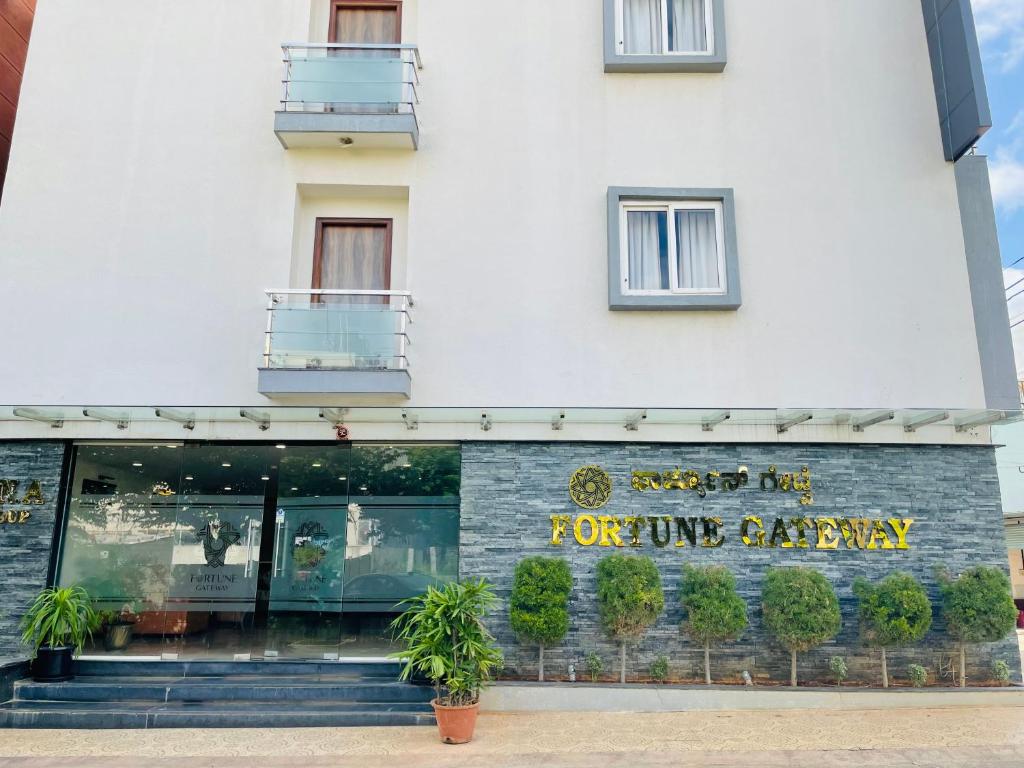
[608,187,741,311]
[604,0,727,73]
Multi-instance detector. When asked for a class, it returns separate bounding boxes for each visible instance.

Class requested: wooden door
[329,1,402,44]
[312,218,392,304]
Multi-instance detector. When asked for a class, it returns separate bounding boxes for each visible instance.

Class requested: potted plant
[20,586,96,682]
[98,604,137,652]
[390,579,503,744]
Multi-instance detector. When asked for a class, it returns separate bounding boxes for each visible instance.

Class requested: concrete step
[14,676,434,704]
[73,659,404,679]
[0,699,435,729]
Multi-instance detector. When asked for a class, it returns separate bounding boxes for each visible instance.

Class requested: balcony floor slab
[274,112,418,150]
[258,368,411,398]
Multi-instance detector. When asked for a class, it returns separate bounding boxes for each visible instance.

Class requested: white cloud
[991,153,1024,213]
[972,0,1024,72]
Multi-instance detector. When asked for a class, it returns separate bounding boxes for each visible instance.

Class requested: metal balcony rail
[264,289,412,372]
[280,43,421,120]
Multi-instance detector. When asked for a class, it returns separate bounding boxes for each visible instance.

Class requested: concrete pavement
[1,706,1023,767]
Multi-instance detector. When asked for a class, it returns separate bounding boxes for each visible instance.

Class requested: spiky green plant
[20,586,96,658]
[389,579,503,707]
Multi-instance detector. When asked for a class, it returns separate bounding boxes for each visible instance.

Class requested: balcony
[274,44,421,150]
[258,290,412,398]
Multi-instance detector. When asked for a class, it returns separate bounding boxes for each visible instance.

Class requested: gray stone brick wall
[0,442,66,658]
[460,442,1022,686]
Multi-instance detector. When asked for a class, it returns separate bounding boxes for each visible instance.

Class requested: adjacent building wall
[0,442,65,658]
[0,0,34,201]
[461,442,1021,684]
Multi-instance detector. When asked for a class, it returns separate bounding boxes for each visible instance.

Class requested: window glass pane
[668,0,709,53]
[622,0,663,54]
[59,445,182,655]
[675,209,721,290]
[627,210,669,291]
[345,445,460,609]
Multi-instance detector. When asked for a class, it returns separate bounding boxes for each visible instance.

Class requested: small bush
[993,659,1012,684]
[908,663,928,688]
[509,556,572,681]
[829,656,848,686]
[762,567,841,687]
[650,656,669,682]
[853,571,932,688]
[596,555,665,683]
[939,565,1018,687]
[680,564,748,685]
[584,651,603,683]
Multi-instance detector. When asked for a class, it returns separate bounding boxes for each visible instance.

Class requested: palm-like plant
[20,586,96,658]
[389,579,503,707]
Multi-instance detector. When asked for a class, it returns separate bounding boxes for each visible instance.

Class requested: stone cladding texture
[0,442,65,657]
[459,442,1021,685]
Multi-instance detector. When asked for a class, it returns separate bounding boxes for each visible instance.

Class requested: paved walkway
[1,707,1024,767]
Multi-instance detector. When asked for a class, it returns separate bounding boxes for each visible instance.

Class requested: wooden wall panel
[0,0,34,200]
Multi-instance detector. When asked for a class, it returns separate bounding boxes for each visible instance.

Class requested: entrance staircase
[0,660,435,728]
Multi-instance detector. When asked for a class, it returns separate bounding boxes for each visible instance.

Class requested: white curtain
[627,211,668,290]
[676,210,720,290]
[669,0,708,53]
[623,0,662,54]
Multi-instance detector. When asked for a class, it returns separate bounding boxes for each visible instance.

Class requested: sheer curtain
[623,0,662,54]
[669,0,708,53]
[627,211,669,290]
[676,210,720,290]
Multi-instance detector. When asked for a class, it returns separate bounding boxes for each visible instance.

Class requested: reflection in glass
[56,443,461,659]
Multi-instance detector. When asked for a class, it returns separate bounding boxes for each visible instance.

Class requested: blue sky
[972,0,1024,373]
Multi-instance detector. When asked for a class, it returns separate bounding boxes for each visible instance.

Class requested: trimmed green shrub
[509,556,573,681]
[650,655,669,682]
[853,572,932,688]
[762,567,841,687]
[829,656,848,687]
[680,564,748,685]
[908,663,928,688]
[596,555,665,683]
[938,566,1018,688]
[993,659,1012,684]
[584,651,603,682]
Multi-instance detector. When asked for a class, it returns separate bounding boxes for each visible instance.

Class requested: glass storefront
[56,442,460,659]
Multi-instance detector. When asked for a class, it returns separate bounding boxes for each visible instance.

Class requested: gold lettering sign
[551,514,913,551]
[0,479,44,526]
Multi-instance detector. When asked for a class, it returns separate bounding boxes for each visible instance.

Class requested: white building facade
[0,0,1019,686]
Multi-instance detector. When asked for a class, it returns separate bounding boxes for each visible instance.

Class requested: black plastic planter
[32,646,74,682]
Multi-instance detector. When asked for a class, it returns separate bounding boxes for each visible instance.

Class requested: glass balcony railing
[280,43,420,119]
[263,290,412,372]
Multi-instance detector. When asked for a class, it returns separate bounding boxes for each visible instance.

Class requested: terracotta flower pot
[431,699,480,744]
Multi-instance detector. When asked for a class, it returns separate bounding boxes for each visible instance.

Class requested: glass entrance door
[260,446,350,659]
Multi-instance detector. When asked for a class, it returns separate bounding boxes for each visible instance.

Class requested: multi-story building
[0,0,1020,720]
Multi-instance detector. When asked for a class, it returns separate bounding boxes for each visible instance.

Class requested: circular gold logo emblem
[569,465,612,510]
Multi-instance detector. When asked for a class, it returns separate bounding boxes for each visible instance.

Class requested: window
[618,0,713,55]
[608,187,740,310]
[621,201,725,294]
[604,0,726,73]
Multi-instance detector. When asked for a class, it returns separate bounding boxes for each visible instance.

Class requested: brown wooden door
[329,1,401,44]
[312,218,392,304]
